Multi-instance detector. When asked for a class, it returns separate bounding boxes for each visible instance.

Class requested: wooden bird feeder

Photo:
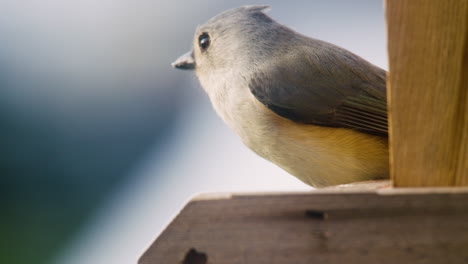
[140,1,468,263]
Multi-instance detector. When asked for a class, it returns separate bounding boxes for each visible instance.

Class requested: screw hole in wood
[182,248,207,264]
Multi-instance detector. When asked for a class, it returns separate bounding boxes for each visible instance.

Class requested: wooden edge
[191,180,468,202]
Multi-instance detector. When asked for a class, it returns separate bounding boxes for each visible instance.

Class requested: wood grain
[386,0,468,186]
[139,190,468,264]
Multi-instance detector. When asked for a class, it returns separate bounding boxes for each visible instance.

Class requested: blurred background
[0,1,387,263]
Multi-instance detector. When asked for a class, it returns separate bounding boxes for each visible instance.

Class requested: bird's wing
[248,44,388,136]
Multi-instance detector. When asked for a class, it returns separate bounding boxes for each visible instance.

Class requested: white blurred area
[55,89,311,264]
[1,1,387,263]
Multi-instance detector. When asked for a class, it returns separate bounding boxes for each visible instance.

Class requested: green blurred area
[0,89,179,264]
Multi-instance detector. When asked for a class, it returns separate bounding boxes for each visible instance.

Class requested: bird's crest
[243,5,271,14]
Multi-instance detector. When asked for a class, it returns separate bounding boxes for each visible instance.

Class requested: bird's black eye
[198,33,210,51]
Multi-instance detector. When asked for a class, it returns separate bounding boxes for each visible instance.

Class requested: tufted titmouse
[172,6,389,187]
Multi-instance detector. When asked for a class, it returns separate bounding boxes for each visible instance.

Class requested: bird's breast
[207,83,274,153]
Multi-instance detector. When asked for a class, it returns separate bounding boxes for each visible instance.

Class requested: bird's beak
[171,51,195,70]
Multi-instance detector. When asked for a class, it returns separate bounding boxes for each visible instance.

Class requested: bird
[172,6,389,188]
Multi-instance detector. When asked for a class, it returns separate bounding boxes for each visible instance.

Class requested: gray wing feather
[248,42,388,136]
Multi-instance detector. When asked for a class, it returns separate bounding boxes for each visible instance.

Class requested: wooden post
[386,0,468,187]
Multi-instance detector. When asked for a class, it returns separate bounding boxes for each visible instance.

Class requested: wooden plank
[139,189,468,264]
[386,0,468,186]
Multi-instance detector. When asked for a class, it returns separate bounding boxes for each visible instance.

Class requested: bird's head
[172,6,280,74]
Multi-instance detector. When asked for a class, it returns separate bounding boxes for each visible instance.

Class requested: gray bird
[172,6,389,187]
